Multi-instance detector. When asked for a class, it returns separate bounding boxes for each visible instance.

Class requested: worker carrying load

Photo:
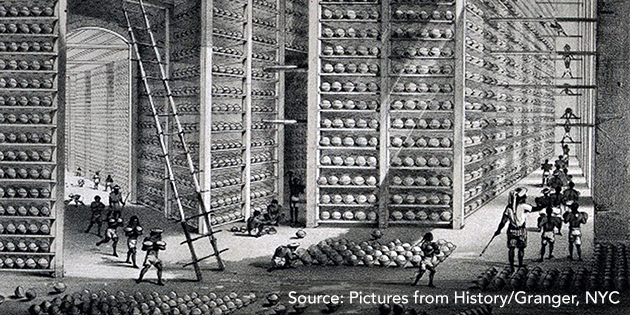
[268,242,300,272]
[563,201,588,261]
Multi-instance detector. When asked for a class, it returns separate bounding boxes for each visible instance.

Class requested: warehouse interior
[1,0,630,314]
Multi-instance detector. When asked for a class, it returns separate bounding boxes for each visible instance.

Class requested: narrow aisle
[436,157,593,281]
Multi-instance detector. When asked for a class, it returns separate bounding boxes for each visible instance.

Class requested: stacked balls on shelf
[320,117,379,129]
[321,27,380,39]
[319,206,378,221]
[391,27,454,39]
[0,59,54,71]
[209,192,241,209]
[320,154,378,167]
[1,255,50,269]
[0,204,51,217]
[250,188,274,200]
[212,65,244,75]
[390,117,452,130]
[252,35,277,45]
[0,186,51,198]
[251,89,275,96]
[0,95,53,106]
[211,85,242,95]
[251,122,274,129]
[317,174,377,187]
[211,45,243,56]
[211,103,241,112]
[211,122,243,131]
[210,140,242,151]
[322,62,379,74]
[251,169,274,182]
[390,154,452,168]
[212,27,244,39]
[251,152,273,163]
[0,23,55,34]
[0,77,54,89]
[390,99,453,111]
[250,139,275,147]
[0,167,52,179]
[251,105,275,112]
[213,7,243,20]
[0,238,50,254]
[391,81,453,93]
[392,62,453,75]
[0,41,54,52]
[211,209,245,226]
[27,290,257,315]
[320,192,378,205]
[390,136,452,148]
[390,174,452,187]
[389,193,451,205]
[0,219,51,235]
[0,5,55,17]
[253,0,277,10]
[322,45,380,56]
[392,9,454,21]
[321,8,380,20]
[210,176,241,189]
[320,80,380,93]
[210,155,242,168]
[293,237,456,268]
[320,99,379,110]
[0,112,53,125]
[392,45,453,57]
[319,135,379,147]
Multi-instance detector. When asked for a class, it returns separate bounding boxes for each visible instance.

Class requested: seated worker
[268,242,300,272]
[264,199,285,226]
[246,210,267,237]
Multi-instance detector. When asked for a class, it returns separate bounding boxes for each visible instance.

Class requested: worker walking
[494,188,535,270]
[137,229,167,285]
[288,171,306,227]
[412,232,441,287]
[537,207,563,262]
[104,175,114,192]
[563,202,588,261]
[96,212,123,256]
[563,182,580,205]
[267,243,300,272]
[541,159,553,186]
[92,171,101,190]
[108,185,126,219]
[124,215,143,268]
[85,195,105,236]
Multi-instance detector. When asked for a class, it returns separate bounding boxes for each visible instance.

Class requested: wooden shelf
[318,185,378,189]
[389,185,452,190]
[318,203,378,207]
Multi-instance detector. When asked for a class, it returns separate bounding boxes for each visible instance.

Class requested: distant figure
[560,107,580,120]
[124,215,143,268]
[413,232,440,287]
[541,159,553,186]
[104,175,114,192]
[85,195,105,236]
[563,182,580,205]
[92,171,101,190]
[288,171,306,226]
[108,185,126,219]
[75,167,82,177]
[563,202,588,261]
[537,207,563,262]
[137,229,166,285]
[96,212,123,256]
[75,167,84,187]
[66,193,85,207]
[562,144,570,157]
[268,242,300,272]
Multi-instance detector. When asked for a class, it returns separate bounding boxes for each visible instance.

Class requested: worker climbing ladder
[122,0,227,280]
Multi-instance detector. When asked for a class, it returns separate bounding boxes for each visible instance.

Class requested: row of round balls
[28,290,257,315]
[0,96,53,106]
[322,45,380,56]
[392,45,454,57]
[210,140,242,151]
[299,238,455,268]
[0,59,54,70]
[0,132,53,143]
[211,122,242,131]
[251,169,274,181]
[0,23,54,34]
[209,194,241,209]
[393,9,454,20]
[210,176,240,189]
[320,135,379,147]
[321,117,379,129]
[211,85,242,95]
[317,174,378,186]
[0,113,52,124]
[0,41,54,52]
[320,209,378,221]
[0,167,52,179]
[210,210,244,226]
[320,155,378,167]
[391,99,453,110]
[322,62,379,74]
[0,187,51,198]
[322,27,380,39]
[210,157,242,168]
[321,81,379,92]
[0,150,53,161]
[1,256,49,269]
[320,99,379,110]
[390,155,452,167]
[390,209,453,222]
[391,193,451,205]
[392,82,453,93]
[0,239,50,252]
[212,27,243,39]
[250,188,273,199]
[391,175,452,187]
[321,8,379,20]
[0,204,51,216]
[391,136,452,148]
[0,78,54,89]
[0,6,54,17]
[0,220,51,235]
[392,28,454,39]
[251,152,273,163]
[391,118,453,129]
[211,103,241,112]
[320,193,378,205]
[392,63,453,75]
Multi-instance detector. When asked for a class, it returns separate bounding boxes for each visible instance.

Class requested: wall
[593,0,630,239]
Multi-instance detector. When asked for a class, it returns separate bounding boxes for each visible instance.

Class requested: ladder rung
[160,131,190,136]
[182,249,229,267]
[132,59,167,65]
[185,211,213,221]
[145,76,167,80]
[136,42,161,48]
[180,230,223,244]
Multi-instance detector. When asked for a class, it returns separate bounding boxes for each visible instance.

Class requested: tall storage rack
[0,0,66,276]
[307,0,555,229]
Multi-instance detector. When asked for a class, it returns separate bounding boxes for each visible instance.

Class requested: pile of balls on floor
[473,242,629,292]
[23,286,258,315]
[288,231,456,268]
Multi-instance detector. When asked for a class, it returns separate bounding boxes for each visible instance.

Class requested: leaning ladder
[122,0,226,281]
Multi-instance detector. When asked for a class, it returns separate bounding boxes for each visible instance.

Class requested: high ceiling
[67,27,129,73]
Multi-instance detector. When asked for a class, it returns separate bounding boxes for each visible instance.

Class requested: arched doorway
[65,27,135,200]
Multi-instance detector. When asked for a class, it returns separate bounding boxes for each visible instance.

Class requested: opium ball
[321,195,331,204]
[330,136,342,146]
[405,194,416,204]
[321,156,332,165]
[392,176,403,185]
[391,136,403,147]
[403,157,414,166]
[366,156,377,166]
[343,137,355,146]
[392,194,404,204]
[392,119,404,129]
[355,211,367,220]
[404,119,416,129]
[429,212,441,221]
[440,211,452,221]
[403,176,414,186]
[353,176,365,185]
[391,100,404,110]
[332,156,344,165]
[356,195,367,204]
[391,211,403,220]
[343,194,355,204]
[328,175,339,185]
[429,195,441,204]
[320,136,331,146]
[331,211,342,220]
[415,156,427,166]
[404,211,415,221]
[417,211,428,220]
[320,211,331,220]
[365,176,377,186]
[317,176,328,185]
[355,137,368,146]
[343,211,354,220]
